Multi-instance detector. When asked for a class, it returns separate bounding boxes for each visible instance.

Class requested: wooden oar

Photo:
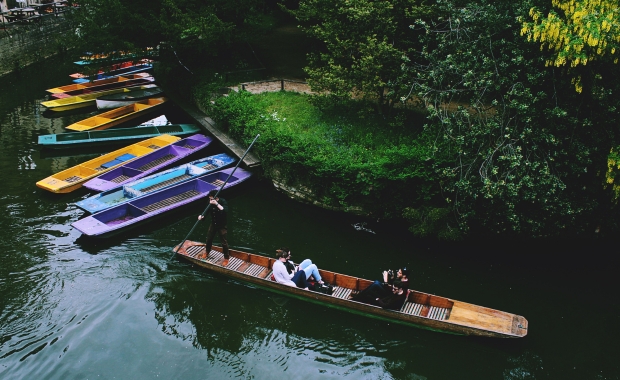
[170,134,260,260]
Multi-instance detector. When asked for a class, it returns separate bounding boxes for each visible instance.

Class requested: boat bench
[400,302,449,320]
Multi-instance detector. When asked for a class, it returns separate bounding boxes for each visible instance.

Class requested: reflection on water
[0,57,619,380]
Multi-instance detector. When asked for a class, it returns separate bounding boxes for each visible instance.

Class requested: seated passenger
[279,247,324,284]
[273,249,309,289]
[350,266,409,301]
[373,280,408,310]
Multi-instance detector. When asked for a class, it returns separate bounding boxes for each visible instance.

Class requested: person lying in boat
[278,247,324,285]
[349,267,409,301]
[372,280,408,310]
[273,249,310,289]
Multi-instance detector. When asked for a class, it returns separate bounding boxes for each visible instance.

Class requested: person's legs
[201,224,216,258]
[218,227,229,259]
[292,270,308,288]
[300,262,322,282]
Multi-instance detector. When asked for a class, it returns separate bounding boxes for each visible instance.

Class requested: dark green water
[0,58,618,380]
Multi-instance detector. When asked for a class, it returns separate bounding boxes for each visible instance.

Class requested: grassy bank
[198,89,447,223]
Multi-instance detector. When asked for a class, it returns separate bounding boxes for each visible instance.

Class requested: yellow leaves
[522,0,620,91]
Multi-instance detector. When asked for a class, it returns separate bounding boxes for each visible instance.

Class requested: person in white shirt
[272,249,309,289]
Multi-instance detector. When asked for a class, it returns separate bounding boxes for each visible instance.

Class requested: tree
[403,0,615,237]
[293,0,433,114]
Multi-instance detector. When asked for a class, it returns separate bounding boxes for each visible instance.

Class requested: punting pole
[170,134,260,260]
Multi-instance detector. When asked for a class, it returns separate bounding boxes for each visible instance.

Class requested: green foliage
[205,90,442,218]
[292,0,434,114]
[405,0,619,237]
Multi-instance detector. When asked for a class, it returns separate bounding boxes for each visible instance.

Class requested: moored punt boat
[96,85,164,110]
[49,75,155,99]
[46,73,152,94]
[173,243,529,338]
[72,62,153,84]
[71,167,252,238]
[36,135,181,193]
[76,153,236,213]
[65,97,168,132]
[41,85,156,112]
[38,124,200,149]
[82,134,213,192]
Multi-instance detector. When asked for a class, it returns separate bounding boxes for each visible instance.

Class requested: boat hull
[71,168,252,237]
[82,134,213,192]
[174,243,529,338]
[65,97,167,132]
[36,135,181,193]
[75,153,236,213]
[41,85,155,112]
[38,124,201,149]
[95,86,164,110]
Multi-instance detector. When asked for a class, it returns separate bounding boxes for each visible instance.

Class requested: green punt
[38,124,201,149]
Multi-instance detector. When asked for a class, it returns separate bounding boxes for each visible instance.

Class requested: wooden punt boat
[41,85,156,112]
[71,62,153,84]
[71,167,252,238]
[36,135,181,193]
[37,124,200,149]
[76,153,236,213]
[82,134,213,192]
[173,243,529,338]
[95,85,164,109]
[48,75,155,99]
[47,73,152,94]
[65,97,168,132]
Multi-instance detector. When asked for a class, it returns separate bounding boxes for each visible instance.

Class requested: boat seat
[331,286,353,299]
[100,159,123,169]
[116,153,136,161]
[137,154,175,171]
[138,190,200,213]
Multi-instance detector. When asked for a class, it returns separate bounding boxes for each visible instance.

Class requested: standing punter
[197,190,230,266]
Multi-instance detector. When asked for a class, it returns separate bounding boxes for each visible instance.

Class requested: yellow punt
[65,97,168,132]
[45,73,152,94]
[36,135,181,193]
[41,85,156,112]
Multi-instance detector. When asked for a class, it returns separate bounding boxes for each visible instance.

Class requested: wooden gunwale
[175,242,528,338]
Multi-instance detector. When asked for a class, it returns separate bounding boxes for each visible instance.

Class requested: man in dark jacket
[198,190,230,265]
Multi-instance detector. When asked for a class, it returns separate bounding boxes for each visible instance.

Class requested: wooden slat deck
[140,174,192,193]
[111,175,131,184]
[210,179,225,187]
[147,144,161,149]
[181,144,196,149]
[332,286,352,300]
[244,263,267,277]
[138,190,199,213]
[137,154,175,171]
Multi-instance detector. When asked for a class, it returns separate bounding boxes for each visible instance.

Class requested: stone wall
[0,15,74,77]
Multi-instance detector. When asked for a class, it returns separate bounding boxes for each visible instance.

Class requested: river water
[0,58,618,380]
